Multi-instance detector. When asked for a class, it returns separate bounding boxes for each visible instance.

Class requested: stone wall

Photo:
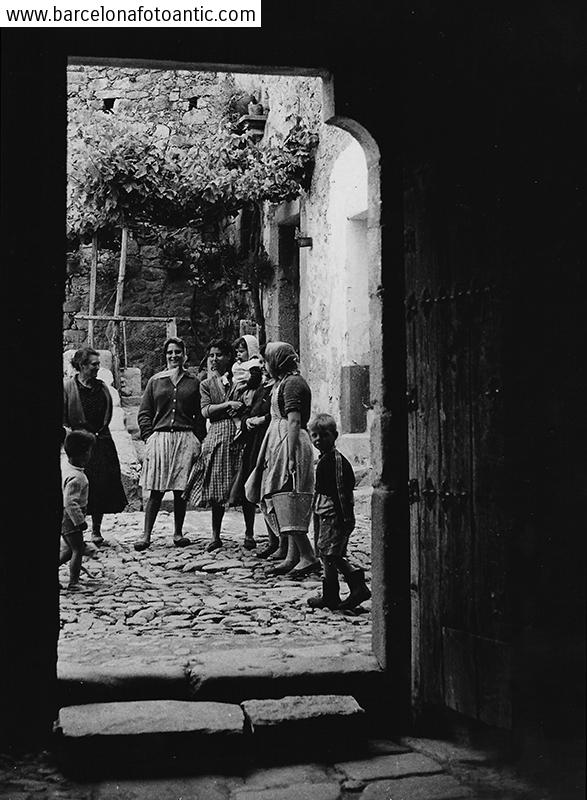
[67,63,230,126]
[65,65,253,382]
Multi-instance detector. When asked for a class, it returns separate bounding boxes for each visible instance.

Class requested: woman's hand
[246,415,264,429]
[226,400,243,417]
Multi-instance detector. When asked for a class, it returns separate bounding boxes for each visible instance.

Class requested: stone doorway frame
[63,55,410,721]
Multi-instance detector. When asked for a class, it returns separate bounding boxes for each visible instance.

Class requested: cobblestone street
[58,508,372,668]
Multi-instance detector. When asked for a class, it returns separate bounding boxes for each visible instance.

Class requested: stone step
[54,695,367,777]
[242,694,366,761]
[57,649,385,722]
[54,699,245,778]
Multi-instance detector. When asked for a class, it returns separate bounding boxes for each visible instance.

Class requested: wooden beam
[76,314,190,323]
[87,234,98,347]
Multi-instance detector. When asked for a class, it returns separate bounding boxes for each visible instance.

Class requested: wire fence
[76,315,193,389]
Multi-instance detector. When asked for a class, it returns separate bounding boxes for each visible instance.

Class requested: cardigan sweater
[138,371,206,442]
[63,377,112,434]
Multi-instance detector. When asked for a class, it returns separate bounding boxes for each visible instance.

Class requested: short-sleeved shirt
[277,374,311,429]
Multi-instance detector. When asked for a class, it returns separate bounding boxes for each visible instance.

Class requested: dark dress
[76,379,127,515]
[229,380,273,506]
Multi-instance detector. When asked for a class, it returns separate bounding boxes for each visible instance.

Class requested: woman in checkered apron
[184,339,247,552]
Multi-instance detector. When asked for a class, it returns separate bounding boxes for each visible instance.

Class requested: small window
[102,98,116,113]
[188,96,199,110]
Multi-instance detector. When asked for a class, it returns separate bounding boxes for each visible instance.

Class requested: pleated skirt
[140,430,201,492]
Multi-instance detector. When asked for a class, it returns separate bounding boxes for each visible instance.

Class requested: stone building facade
[236,73,372,467]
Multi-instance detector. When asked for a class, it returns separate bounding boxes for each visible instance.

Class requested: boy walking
[60,430,95,589]
[307,413,371,610]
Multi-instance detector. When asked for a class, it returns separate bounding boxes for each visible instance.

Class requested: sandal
[266,563,298,576]
[288,562,322,579]
[91,537,110,547]
[173,536,191,548]
[206,539,223,552]
[243,537,257,550]
[257,543,279,558]
[133,540,151,552]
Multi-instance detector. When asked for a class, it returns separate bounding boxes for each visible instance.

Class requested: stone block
[97,350,113,371]
[109,407,126,432]
[336,753,444,781]
[93,775,239,800]
[360,774,474,799]
[108,384,121,407]
[57,663,190,706]
[241,695,365,759]
[187,648,384,712]
[120,367,142,397]
[63,296,82,313]
[55,700,245,776]
[242,763,332,790]
[232,784,342,800]
[63,329,87,348]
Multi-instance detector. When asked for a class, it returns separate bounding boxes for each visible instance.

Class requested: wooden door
[405,164,512,729]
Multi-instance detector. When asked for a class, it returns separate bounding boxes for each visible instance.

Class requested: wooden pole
[111,226,128,388]
[88,234,98,347]
[113,226,128,317]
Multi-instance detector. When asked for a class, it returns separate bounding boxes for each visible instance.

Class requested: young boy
[60,429,95,590]
[307,413,371,610]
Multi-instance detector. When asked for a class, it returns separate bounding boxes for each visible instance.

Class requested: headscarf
[264,341,299,378]
[238,334,260,359]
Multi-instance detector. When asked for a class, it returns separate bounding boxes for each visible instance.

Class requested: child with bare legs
[60,430,95,590]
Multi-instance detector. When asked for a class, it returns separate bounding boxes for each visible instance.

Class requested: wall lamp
[294,228,313,248]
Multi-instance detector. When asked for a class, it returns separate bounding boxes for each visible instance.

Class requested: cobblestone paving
[58,509,372,667]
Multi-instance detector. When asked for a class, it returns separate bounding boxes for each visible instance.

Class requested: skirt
[85,433,128,514]
[245,418,314,514]
[185,418,241,507]
[140,430,201,492]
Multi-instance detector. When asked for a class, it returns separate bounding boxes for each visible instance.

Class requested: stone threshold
[58,645,385,716]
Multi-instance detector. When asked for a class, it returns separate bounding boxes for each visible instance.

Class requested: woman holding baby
[185,335,263,551]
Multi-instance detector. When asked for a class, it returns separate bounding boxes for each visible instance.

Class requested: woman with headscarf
[134,337,206,551]
[63,347,127,545]
[245,341,320,577]
[228,338,276,554]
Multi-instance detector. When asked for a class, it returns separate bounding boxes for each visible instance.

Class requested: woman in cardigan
[134,337,206,551]
[184,338,249,551]
[63,347,127,545]
[245,341,320,577]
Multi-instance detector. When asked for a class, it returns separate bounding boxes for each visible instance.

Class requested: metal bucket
[272,478,313,534]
